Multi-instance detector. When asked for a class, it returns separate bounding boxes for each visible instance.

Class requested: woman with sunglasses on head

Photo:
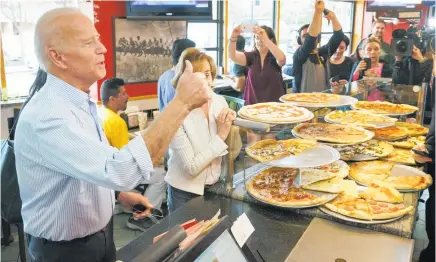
[165,48,236,212]
[229,24,286,105]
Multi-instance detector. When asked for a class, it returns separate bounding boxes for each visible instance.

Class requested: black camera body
[391,26,435,57]
[391,29,415,56]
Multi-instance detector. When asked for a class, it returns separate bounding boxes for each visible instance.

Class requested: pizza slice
[395,122,429,137]
[365,200,414,220]
[332,144,358,161]
[279,138,317,155]
[387,136,426,149]
[359,181,403,203]
[299,169,337,186]
[246,139,289,162]
[324,194,373,220]
[302,176,344,193]
[384,174,433,190]
[307,160,350,178]
[373,126,407,141]
[381,148,416,165]
[349,161,395,184]
[340,180,359,198]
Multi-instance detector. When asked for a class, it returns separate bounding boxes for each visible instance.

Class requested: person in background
[158,38,196,111]
[15,8,211,262]
[229,24,286,105]
[99,78,167,231]
[392,46,433,86]
[329,35,354,91]
[350,37,392,82]
[166,48,236,212]
[350,39,366,64]
[356,19,394,65]
[292,0,344,93]
[229,35,248,95]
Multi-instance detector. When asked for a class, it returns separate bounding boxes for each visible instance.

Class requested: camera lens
[395,40,408,53]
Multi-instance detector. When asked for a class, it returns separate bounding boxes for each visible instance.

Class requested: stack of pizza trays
[351,101,419,116]
[237,102,314,124]
[280,93,358,108]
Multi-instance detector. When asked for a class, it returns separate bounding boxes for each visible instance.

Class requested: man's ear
[48,48,67,69]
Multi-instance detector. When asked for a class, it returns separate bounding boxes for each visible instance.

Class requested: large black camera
[391,26,435,56]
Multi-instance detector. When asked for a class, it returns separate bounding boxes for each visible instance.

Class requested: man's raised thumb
[184,60,193,74]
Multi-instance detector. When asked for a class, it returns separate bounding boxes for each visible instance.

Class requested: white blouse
[165,94,229,195]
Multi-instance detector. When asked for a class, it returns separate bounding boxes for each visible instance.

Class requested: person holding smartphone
[329,35,353,93]
[292,0,344,93]
[228,24,286,105]
[350,37,393,82]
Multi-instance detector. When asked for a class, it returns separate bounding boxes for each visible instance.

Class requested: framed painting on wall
[113,18,187,83]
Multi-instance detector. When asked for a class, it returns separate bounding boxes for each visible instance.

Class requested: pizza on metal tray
[245,139,316,162]
[238,102,311,123]
[353,101,418,115]
[293,123,374,144]
[281,93,340,104]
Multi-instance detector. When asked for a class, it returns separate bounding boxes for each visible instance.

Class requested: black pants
[27,219,116,262]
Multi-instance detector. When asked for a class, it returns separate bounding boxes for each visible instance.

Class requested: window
[1,0,93,99]
[226,0,274,69]
[187,0,221,66]
[278,0,354,65]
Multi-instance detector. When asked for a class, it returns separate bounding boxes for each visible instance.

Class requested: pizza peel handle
[233,118,271,132]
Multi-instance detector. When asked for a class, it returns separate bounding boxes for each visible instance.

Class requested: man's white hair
[34,7,82,71]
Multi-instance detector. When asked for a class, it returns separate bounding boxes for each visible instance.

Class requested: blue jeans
[167,186,200,212]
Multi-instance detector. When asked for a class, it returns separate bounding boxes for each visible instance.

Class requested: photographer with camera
[391,27,434,86]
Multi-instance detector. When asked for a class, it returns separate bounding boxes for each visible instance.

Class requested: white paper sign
[230,213,255,248]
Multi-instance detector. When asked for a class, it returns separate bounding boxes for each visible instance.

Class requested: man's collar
[46,73,91,107]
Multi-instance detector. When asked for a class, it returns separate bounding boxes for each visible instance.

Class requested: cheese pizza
[281,93,340,104]
[238,102,312,123]
[349,161,395,185]
[299,169,337,186]
[292,123,374,144]
[359,181,403,203]
[387,136,426,149]
[381,148,416,165]
[302,176,344,193]
[372,126,408,141]
[246,167,327,207]
[395,122,429,137]
[301,160,349,178]
[384,175,433,190]
[245,139,316,162]
[352,101,418,115]
[325,110,397,128]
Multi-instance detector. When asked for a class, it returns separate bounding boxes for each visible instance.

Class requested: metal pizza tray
[348,164,431,193]
[319,206,405,225]
[237,110,314,125]
[247,189,338,209]
[280,95,358,108]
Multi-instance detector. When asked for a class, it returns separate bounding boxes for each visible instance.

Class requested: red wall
[94,0,157,101]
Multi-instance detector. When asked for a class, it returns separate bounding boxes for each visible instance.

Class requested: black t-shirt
[329,56,354,81]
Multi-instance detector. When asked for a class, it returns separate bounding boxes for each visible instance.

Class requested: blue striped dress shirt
[14,73,154,241]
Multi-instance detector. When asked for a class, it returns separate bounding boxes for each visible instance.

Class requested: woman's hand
[356,60,367,72]
[217,108,236,140]
[231,25,242,41]
[364,68,377,77]
[412,45,424,62]
[253,26,269,42]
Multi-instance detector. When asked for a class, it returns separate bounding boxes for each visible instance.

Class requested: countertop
[117,194,312,262]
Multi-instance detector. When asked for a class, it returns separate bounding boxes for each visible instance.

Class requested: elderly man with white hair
[14,8,212,262]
